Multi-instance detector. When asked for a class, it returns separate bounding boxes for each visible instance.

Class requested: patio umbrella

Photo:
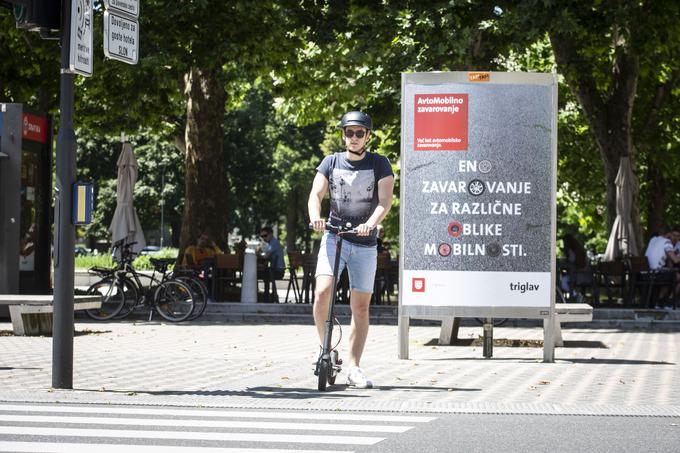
[603,156,639,261]
[109,142,146,256]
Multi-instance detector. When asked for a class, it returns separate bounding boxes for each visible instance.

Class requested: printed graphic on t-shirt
[329,168,375,222]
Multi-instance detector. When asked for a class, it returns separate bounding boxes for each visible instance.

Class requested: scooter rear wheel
[317,360,329,391]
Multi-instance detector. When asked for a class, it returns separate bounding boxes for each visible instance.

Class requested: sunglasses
[343,129,367,139]
[260,234,268,239]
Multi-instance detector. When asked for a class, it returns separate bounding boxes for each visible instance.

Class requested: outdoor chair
[212,253,242,301]
[627,256,676,308]
[284,251,304,303]
[372,251,392,305]
[557,259,596,304]
[301,253,318,304]
[595,260,627,306]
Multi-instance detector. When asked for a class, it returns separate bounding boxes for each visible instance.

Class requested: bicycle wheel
[317,359,328,391]
[113,276,140,319]
[177,275,208,321]
[85,277,126,320]
[154,280,195,322]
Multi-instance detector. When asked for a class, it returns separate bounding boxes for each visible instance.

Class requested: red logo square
[412,278,425,292]
[414,93,468,151]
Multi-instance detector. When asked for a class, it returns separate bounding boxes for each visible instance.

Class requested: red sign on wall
[414,94,468,151]
[22,113,48,144]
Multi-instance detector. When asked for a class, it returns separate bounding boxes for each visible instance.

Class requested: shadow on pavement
[73,386,369,399]
[376,385,480,392]
[420,357,674,365]
[0,367,42,371]
[0,329,111,337]
[421,357,544,362]
[565,358,675,365]
[425,338,608,348]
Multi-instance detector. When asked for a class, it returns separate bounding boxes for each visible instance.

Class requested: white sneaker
[346,366,373,388]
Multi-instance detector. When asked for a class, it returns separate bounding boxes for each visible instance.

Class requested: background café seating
[213,253,242,301]
[594,260,627,306]
[626,256,677,309]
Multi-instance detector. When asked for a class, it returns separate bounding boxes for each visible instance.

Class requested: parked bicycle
[85,242,197,322]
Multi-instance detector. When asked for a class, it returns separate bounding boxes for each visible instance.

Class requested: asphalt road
[363,413,680,453]
[0,401,678,452]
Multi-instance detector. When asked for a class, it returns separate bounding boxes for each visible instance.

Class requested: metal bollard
[483,318,493,358]
[240,248,257,304]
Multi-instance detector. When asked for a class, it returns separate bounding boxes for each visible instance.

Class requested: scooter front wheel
[317,360,329,391]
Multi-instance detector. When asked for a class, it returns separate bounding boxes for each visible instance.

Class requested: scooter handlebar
[308,221,358,234]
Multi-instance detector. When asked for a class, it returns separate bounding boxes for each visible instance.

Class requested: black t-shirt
[316,151,393,246]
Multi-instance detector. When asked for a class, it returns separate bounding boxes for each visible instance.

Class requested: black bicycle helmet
[340,111,372,130]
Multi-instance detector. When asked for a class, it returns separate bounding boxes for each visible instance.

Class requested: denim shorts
[315,232,377,294]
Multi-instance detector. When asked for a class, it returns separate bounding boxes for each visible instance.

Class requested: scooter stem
[323,234,344,355]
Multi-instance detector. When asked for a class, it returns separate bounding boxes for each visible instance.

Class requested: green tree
[76,127,184,248]
[277,1,514,246]
[501,0,680,245]
[0,12,59,112]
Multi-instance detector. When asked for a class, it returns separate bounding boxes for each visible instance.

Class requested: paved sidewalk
[1,321,679,416]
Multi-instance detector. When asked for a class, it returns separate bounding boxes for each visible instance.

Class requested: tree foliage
[2,1,680,259]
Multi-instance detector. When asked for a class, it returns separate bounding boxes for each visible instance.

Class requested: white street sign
[104,11,139,65]
[68,0,93,77]
[104,0,140,19]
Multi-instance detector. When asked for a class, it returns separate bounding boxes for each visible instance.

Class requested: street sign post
[103,11,139,65]
[67,0,93,77]
[104,0,140,18]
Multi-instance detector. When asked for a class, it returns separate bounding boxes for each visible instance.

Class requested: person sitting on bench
[644,225,680,307]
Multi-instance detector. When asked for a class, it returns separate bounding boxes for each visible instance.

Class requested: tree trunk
[178,66,228,259]
[549,31,643,251]
[639,69,679,238]
[645,163,666,238]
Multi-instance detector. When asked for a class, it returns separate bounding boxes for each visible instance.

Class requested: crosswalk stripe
[0,442,353,453]
[0,426,384,445]
[0,414,412,433]
[0,404,435,422]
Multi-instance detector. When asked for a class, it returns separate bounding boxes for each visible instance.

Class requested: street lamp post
[159,162,165,248]
[52,0,76,389]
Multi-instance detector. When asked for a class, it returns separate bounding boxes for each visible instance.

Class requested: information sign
[68,0,93,77]
[104,11,139,65]
[400,72,557,317]
[104,0,140,18]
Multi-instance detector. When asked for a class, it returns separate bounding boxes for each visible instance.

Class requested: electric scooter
[314,221,357,391]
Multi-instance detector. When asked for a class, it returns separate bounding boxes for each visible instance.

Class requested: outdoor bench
[553,302,593,346]
[434,302,593,347]
[0,295,100,336]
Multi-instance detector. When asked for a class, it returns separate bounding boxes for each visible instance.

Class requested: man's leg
[313,276,333,343]
[271,269,284,302]
[263,273,271,302]
[348,290,371,367]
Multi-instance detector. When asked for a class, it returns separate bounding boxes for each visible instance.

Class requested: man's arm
[666,249,680,265]
[308,172,329,232]
[357,175,394,236]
